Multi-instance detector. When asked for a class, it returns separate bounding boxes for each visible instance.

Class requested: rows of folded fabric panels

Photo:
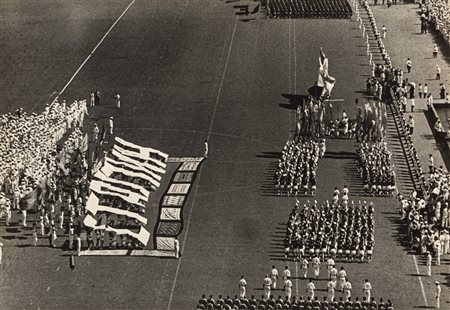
[82,137,168,249]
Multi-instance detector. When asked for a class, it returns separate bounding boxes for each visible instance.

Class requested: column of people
[196,266,395,309]
[356,141,396,196]
[284,193,375,263]
[275,140,325,197]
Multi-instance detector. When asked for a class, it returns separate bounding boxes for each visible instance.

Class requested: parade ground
[0,1,449,309]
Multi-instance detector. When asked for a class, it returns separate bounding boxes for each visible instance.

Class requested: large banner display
[83,137,168,248]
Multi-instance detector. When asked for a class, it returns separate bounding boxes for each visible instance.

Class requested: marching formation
[266,0,353,19]
[356,141,395,196]
[284,197,375,263]
[196,268,395,310]
[275,140,324,196]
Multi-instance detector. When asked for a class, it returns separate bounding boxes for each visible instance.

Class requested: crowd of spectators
[266,0,353,19]
[284,196,375,263]
[0,99,88,208]
[275,140,324,196]
[399,167,450,258]
[356,141,396,196]
[421,0,450,45]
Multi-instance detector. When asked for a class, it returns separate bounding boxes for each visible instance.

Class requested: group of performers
[266,0,353,19]
[284,198,375,263]
[356,141,396,196]
[274,139,324,197]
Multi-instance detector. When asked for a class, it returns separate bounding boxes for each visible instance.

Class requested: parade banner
[90,179,148,204]
[94,171,150,198]
[112,147,165,177]
[89,184,147,209]
[83,214,151,245]
[114,137,168,166]
[101,162,160,190]
[107,154,162,181]
[85,194,147,224]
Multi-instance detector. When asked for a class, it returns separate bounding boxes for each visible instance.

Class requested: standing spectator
[263,275,272,299]
[433,236,441,266]
[363,279,372,302]
[435,281,441,309]
[92,123,99,143]
[436,65,441,80]
[204,139,209,158]
[427,251,432,276]
[433,44,438,58]
[76,233,82,256]
[302,257,309,279]
[94,90,101,106]
[429,154,434,174]
[427,94,434,110]
[174,238,180,258]
[32,223,38,246]
[239,275,247,299]
[21,208,27,227]
[344,278,352,302]
[0,242,3,265]
[327,279,336,302]
[108,117,114,144]
[284,276,293,302]
[306,279,315,300]
[115,92,121,108]
[406,58,412,73]
[282,266,291,281]
[439,84,446,99]
[382,25,387,38]
[418,83,423,98]
[90,91,95,107]
[270,265,278,289]
[424,83,429,98]
[408,116,414,135]
[312,255,320,279]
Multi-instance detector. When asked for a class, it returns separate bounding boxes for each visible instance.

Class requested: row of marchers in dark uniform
[266,0,353,19]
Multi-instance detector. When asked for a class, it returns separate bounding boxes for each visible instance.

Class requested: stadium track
[0,1,440,309]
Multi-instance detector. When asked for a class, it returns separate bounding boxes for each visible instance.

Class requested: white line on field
[49,0,136,108]
[206,16,239,140]
[413,254,429,307]
[166,16,239,310]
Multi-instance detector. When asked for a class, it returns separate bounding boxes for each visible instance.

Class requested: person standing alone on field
[406,58,412,73]
[239,275,247,298]
[115,92,121,108]
[204,139,208,158]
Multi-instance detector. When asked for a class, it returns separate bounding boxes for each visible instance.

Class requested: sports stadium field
[0,1,448,309]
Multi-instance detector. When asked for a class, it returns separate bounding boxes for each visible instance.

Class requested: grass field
[0,1,448,309]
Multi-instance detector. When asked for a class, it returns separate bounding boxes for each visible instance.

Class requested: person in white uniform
[270,265,279,289]
[263,274,272,299]
[363,279,372,302]
[239,275,247,298]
